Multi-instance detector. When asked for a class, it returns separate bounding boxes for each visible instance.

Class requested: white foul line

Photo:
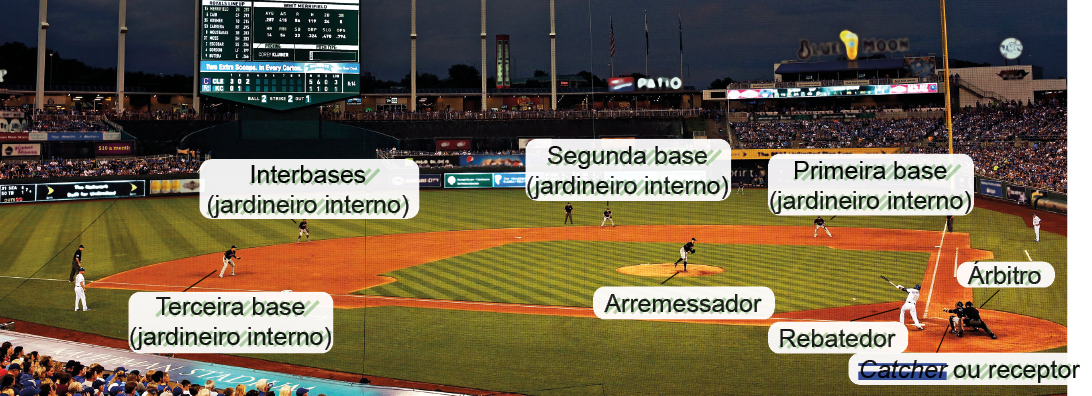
[953,247,959,278]
[1025,250,1033,262]
[923,223,946,319]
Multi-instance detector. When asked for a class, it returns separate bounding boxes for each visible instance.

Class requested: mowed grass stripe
[404,257,513,302]
[363,241,929,311]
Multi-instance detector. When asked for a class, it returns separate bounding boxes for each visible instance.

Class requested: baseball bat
[880,275,895,287]
[830,215,838,221]
[290,219,298,224]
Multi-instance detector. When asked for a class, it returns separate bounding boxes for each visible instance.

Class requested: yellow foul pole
[940,0,954,154]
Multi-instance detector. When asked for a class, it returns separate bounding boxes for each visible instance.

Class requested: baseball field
[0,189,1068,395]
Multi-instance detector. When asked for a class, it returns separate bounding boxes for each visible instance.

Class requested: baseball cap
[230,245,237,249]
[79,245,84,248]
[8,364,20,370]
[295,389,308,396]
[114,367,126,373]
[79,268,86,272]
[171,387,183,396]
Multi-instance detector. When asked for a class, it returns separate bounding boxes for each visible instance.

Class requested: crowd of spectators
[377,148,523,157]
[0,341,324,396]
[944,99,1067,142]
[731,99,1066,149]
[911,142,1066,191]
[29,120,113,132]
[0,156,201,180]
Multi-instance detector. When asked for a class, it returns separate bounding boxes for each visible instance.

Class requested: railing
[952,78,1008,103]
[725,76,938,90]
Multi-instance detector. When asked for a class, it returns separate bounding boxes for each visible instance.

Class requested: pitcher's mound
[616,264,723,277]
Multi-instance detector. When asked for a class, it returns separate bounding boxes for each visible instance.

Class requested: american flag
[610,14,615,57]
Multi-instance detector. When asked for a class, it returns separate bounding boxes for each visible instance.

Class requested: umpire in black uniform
[564,203,574,225]
[70,245,85,282]
[962,301,997,339]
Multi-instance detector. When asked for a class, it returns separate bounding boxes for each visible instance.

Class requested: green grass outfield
[363,241,929,313]
[0,190,1068,395]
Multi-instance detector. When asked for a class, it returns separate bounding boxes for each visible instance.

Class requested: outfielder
[896,284,924,330]
[814,216,832,238]
[74,267,89,311]
[1032,213,1041,242]
[220,245,241,278]
[298,219,310,243]
[674,238,697,272]
[601,208,614,227]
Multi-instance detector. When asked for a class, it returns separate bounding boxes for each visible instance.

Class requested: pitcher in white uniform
[1032,213,1041,242]
[896,284,923,330]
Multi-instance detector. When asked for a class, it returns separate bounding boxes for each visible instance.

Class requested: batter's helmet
[914,284,921,290]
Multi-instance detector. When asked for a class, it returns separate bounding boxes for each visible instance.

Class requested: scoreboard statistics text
[199,0,360,110]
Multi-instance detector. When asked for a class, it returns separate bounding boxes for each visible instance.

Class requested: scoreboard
[199,0,360,110]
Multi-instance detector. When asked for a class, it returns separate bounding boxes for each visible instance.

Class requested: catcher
[674,238,697,272]
[942,301,967,336]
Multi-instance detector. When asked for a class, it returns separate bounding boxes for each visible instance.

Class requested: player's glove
[690,249,696,254]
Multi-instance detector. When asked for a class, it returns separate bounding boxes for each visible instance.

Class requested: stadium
[0,1,1077,395]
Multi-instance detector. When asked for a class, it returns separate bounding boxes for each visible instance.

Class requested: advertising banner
[436,139,471,151]
[492,172,527,188]
[729,83,937,100]
[37,181,146,202]
[1,143,41,156]
[460,154,525,167]
[95,142,134,155]
[979,179,1003,198]
[419,174,443,188]
[395,155,459,168]
[892,78,921,84]
[149,179,200,195]
[730,147,903,159]
[1006,185,1027,203]
[444,173,493,188]
[0,133,30,141]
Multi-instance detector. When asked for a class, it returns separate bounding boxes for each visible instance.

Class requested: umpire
[70,245,85,282]
[962,301,997,339]
[564,203,574,225]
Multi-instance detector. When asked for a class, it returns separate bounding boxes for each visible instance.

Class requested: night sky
[0,0,1068,87]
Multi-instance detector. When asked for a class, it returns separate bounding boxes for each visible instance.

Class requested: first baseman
[814,216,832,238]
[74,267,89,311]
[601,208,614,227]
[564,203,574,225]
[1032,213,1041,242]
[298,219,310,243]
[220,245,241,278]
[674,238,697,272]
[896,284,924,330]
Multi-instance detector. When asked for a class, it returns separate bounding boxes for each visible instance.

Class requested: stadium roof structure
[775,59,908,74]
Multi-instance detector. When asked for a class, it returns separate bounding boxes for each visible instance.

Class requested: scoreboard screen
[198,0,360,110]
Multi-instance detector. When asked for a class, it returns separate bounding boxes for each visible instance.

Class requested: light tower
[117,0,127,112]
[35,0,48,110]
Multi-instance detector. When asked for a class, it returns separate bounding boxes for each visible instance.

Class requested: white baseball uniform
[679,247,688,261]
[899,286,922,329]
[1032,215,1041,242]
[74,273,88,311]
